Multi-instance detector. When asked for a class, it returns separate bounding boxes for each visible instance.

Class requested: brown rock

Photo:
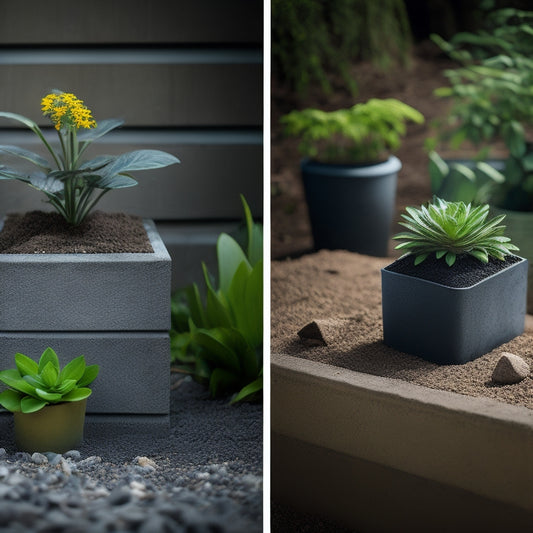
[297,319,345,346]
[492,352,530,385]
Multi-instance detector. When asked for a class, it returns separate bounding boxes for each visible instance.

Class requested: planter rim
[0,218,169,263]
[301,155,401,178]
[382,254,526,291]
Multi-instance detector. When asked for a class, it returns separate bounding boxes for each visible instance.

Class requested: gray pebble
[63,450,81,461]
[108,485,131,506]
[31,452,48,465]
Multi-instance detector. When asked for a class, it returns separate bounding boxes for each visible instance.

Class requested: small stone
[64,450,81,460]
[0,448,6,457]
[135,456,157,469]
[297,318,348,346]
[60,458,72,476]
[492,352,530,384]
[31,452,48,465]
[108,485,131,506]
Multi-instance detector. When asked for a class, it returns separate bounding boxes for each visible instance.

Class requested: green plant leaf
[0,145,51,171]
[0,389,22,412]
[35,388,62,402]
[20,396,47,413]
[99,149,180,179]
[193,328,242,374]
[14,353,38,377]
[186,283,208,328]
[28,172,64,194]
[230,376,263,404]
[240,194,263,266]
[0,369,36,395]
[38,347,60,374]
[217,233,251,295]
[62,388,92,402]
[59,355,86,383]
[88,174,138,190]
[208,368,240,398]
[205,284,233,329]
[56,379,77,395]
[40,361,59,388]
[77,365,99,387]
[445,252,456,266]
[428,151,449,194]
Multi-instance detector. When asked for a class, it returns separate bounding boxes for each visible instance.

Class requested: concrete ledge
[0,332,170,414]
[272,433,533,533]
[0,219,170,331]
[271,354,533,517]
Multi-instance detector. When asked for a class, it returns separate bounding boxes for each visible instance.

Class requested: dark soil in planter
[0,210,153,253]
[271,250,533,410]
[385,254,523,288]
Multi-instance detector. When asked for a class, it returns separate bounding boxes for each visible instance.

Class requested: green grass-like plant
[0,347,99,413]
[282,98,424,164]
[170,195,262,404]
[393,197,519,267]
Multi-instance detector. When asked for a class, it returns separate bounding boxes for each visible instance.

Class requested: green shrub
[282,99,424,164]
[393,197,518,266]
[272,0,412,97]
[170,196,262,403]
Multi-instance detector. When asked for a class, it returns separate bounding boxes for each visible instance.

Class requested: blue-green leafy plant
[0,347,99,413]
[282,98,424,164]
[429,8,533,211]
[393,197,519,267]
[170,195,262,403]
[428,150,505,205]
[0,90,180,225]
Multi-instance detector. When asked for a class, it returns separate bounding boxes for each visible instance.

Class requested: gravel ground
[0,374,263,532]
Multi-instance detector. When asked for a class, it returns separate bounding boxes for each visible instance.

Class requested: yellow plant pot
[14,399,87,453]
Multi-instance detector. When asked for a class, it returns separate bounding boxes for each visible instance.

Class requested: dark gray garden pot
[301,156,400,257]
[0,219,171,417]
[381,256,528,365]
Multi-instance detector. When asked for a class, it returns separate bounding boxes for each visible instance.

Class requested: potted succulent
[428,9,533,311]
[0,347,99,452]
[382,197,527,365]
[0,91,178,421]
[282,98,424,256]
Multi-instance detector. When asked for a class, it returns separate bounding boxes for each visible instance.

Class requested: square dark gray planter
[0,219,171,415]
[381,256,528,365]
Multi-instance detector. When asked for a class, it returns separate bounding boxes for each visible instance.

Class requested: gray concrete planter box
[272,354,533,532]
[381,256,528,365]
[0,219,171,416]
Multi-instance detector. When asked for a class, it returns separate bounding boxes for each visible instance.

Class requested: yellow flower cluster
[41,92,97,131]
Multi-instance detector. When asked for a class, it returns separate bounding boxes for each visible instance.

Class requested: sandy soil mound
[271,250,533,410]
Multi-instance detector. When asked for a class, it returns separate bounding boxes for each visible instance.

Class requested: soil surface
[0,211,153,254]
[272,250,533,410]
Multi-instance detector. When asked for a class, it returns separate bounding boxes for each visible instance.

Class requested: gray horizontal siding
[0,0,263,44]
[0,61,262,127]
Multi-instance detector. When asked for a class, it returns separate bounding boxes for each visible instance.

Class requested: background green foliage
[170,196,262,404]
[282,99,424,164]
[272,0,412,97]
[429,7,533,211]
